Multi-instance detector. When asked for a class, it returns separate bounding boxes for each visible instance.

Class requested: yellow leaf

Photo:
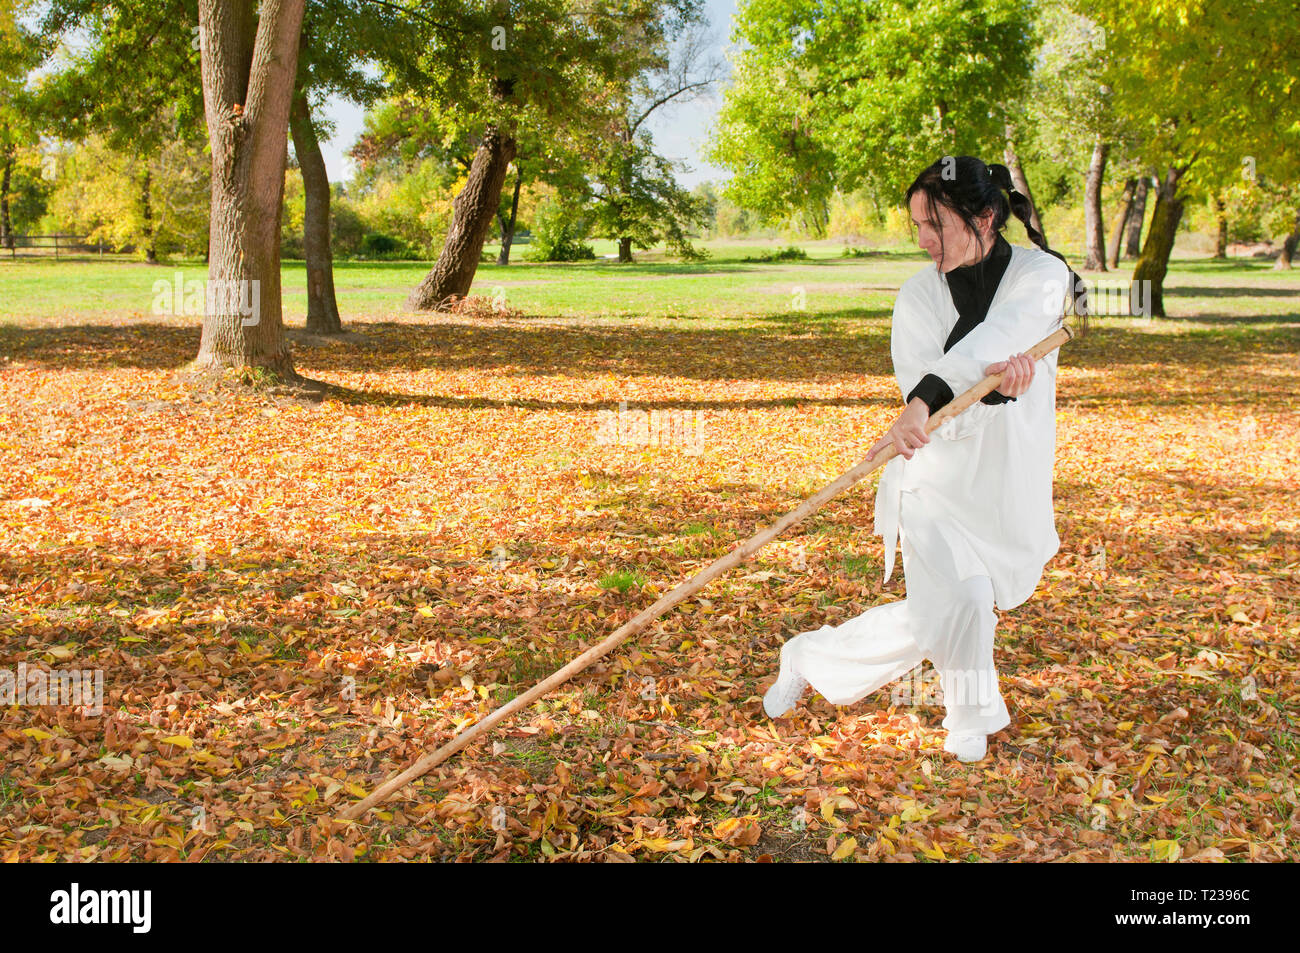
[920,840,946,861]
[640,837,685,853]
[1116,721,1134,731]
[821,799,837,823]
[831,836,857,860]
[417,606,434,617]
[23,728,53,741]
[160,735,193,749]
[1137,752,1157,777]
[1148,839,1182,862]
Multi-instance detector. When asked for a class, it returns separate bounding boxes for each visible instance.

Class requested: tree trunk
[407,125,516,310]
[289,88,342,333]
[618,236,633,263]
[1004,124,1046,243]
[1213,192,1228,259]
[1125,175,1149,259]
[141,169,158,263]
[1273,208,1299,270]
[496,162,522,266]
[0,139,12,251]
[1133,164,1187,318]
[194,0,305,378]
[1083,136,1108,271]
[1107,177,1137,270]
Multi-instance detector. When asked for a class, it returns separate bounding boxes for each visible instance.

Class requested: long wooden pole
[340,323,1075,820]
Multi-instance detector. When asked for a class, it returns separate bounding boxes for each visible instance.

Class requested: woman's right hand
[985,352,1035,397]
[869,398,931,460]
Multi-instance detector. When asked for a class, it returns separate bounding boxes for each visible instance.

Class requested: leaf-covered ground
[1,252,1297,862]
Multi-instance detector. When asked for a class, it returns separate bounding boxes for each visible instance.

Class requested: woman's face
[909,192,995,273]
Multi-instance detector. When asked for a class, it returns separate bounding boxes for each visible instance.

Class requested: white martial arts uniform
[783,238,1070,736]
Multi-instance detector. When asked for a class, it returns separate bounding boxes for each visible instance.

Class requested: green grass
[597,569,648,593]
[3,237,1296,330]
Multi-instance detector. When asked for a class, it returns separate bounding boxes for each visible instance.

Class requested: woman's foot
[943,731,988,763]
[762,645,809,718]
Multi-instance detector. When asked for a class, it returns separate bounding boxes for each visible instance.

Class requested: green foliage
[281,178,371,260]
[589,133,711,261]
[1190,180,1300,246]
[349,157,457,260]
[745,245,807,262]
[35,0,205,150]
[1080,0,1300,198]
[523,197,596,262]
[707,0,1036,229]
[357,233,412,260]
[598,570,648,593]
[45,133,209,258]
[1,143,51,233]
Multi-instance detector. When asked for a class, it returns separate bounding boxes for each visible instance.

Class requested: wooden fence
[2,234,113,259]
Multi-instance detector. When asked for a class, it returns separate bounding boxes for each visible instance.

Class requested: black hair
[905,155,1090,337]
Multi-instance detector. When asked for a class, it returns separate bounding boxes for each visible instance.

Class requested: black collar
[941,232,1013,353]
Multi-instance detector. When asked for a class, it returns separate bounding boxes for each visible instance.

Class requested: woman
[762,156,1089,763]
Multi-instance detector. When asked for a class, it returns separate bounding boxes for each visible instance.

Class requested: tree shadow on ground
[2,315,1295,411]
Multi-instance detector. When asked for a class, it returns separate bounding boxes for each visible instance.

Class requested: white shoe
[944,732,988,763]
[763,644,809,719]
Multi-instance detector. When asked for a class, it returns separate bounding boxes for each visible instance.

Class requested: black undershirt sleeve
[906,373,954,416]
[907,373,1017,415]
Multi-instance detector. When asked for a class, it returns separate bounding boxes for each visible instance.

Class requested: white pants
[782,494,1012,737]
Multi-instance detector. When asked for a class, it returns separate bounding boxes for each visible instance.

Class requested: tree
[588,12,722,262]
[405,0,706,310]
[287,0,435,333]
[590,133,710,261]
[37,0,209,260]
[707,0,1036,231]
[1,0,42,250]
[193,0,306,376]
[1106,175,1137,269]
[1025,0,1138,273]
[46,127,209,258]
[289,81,342,331]
[1002,124,1047,244]
[1125,174,1151,258]
[1084,0,1300,315]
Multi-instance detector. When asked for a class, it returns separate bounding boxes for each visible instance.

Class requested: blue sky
[315,0,740,190]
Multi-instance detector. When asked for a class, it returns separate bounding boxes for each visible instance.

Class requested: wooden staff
[339,323,1076,820]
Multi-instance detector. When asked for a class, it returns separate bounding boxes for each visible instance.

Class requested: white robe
[872,242,1070,611]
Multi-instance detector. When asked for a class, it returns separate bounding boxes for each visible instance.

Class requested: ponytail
[987,162,1091,337]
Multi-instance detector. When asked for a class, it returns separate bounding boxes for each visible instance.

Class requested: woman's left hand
[986,352,1035,398]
